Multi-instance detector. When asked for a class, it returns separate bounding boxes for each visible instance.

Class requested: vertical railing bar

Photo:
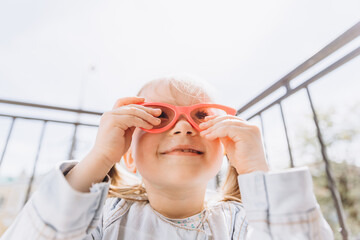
[0,117,16,168]
[216,154,229,190]
[258,113,269,167]
[215,170,221,190]
[285,82,291,93]
[68,123,78,160]
[278,102,295,168]
[305,86,349,239]
[23,120,47,205]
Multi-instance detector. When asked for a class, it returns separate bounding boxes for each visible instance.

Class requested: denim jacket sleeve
[1,160,110,240]
[237,167,334,240]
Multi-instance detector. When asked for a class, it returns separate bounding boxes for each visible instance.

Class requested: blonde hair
[107,74,241,204]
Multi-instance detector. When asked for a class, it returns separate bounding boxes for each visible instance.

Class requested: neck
[144,181,207,219]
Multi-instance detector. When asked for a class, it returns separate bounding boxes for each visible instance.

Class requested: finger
[203,125,246,141]
[112,97,145,110]
[200,119,229,135]
[202,125,228,140]
[112,114,157,130]
[112,107,162,126]
[117,104,162,117]
[200,119,248,136]
[204,115,244,121]
[204,115,218,121]
[199,115,245,130]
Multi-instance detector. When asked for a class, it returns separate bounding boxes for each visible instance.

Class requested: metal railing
[0,102,101,205]
[0,20,359,240]
[235,21,360,240]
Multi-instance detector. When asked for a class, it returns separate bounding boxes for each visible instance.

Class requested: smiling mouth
[161,149,204,156]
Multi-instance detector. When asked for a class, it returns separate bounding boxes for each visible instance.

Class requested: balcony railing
[1,21,359,239]
[235,21,360,240]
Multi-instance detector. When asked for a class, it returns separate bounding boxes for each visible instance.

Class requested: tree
[297,103,360,239]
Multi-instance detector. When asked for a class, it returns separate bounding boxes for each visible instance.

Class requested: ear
[123,149,137,174]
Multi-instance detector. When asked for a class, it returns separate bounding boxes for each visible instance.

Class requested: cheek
[132,131,160,165]
[211,140,224,168]
[209,139,223,157]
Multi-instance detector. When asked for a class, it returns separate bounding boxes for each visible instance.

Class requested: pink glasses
[136,102,237,133]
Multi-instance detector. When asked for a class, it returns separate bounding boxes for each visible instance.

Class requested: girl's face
[130,83,224,188]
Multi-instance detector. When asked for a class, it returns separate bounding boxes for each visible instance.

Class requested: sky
[0,0,360,179]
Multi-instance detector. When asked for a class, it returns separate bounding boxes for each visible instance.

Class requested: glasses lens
[190,107,227,125]
[145,105,175,129]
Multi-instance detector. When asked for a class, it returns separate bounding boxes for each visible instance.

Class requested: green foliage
[297,103,360,239]
[311,162,360,239]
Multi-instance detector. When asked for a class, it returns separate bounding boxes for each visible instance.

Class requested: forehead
[139,80,212,106]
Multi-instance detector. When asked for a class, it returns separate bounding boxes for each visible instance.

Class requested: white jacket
[1,160,334,239]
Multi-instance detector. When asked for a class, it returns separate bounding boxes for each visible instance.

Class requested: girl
[1,76,333,239]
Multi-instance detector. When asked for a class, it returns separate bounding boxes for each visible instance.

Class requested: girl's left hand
[199,115,269,175]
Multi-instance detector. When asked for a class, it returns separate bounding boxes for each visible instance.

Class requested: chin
[163,167,212,186]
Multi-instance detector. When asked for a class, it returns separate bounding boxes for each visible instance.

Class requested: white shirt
[1,160,334,239]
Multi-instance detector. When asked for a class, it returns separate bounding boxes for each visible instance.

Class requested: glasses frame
[137,102,237,133]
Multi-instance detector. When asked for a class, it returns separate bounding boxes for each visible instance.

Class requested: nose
[169,114,196,136]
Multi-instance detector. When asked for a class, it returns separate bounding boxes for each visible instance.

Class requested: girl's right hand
[90,96,162,168]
